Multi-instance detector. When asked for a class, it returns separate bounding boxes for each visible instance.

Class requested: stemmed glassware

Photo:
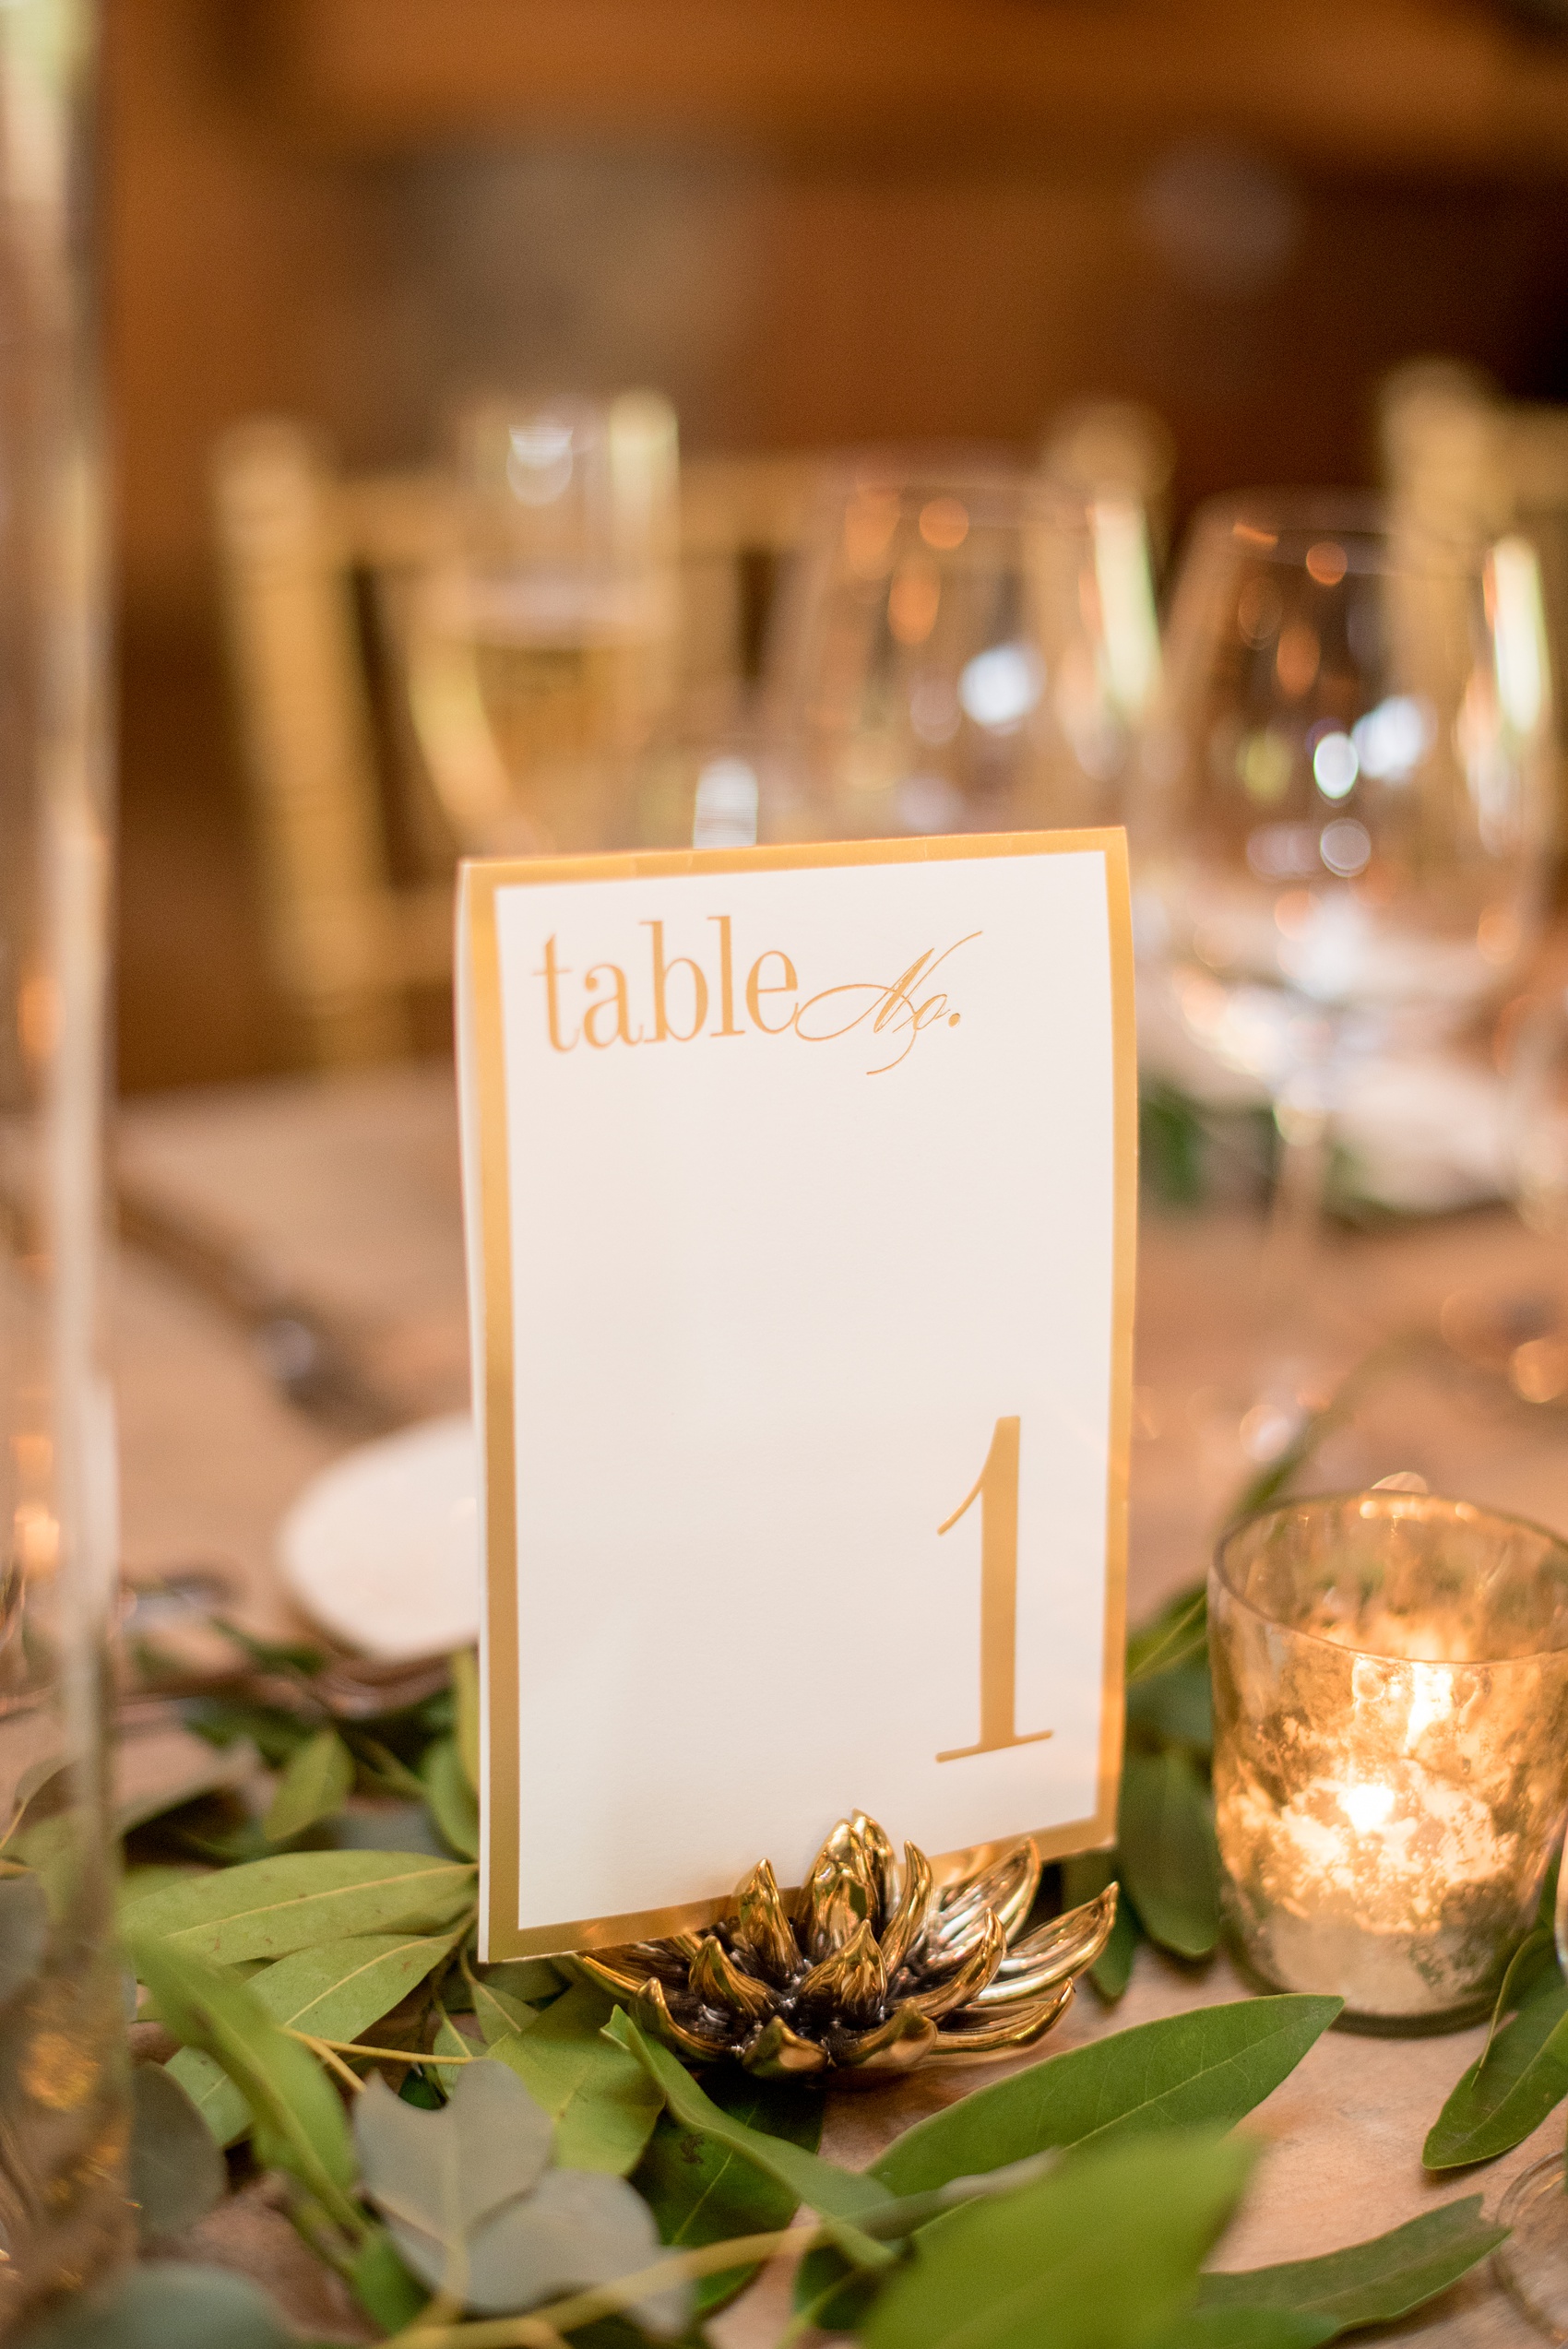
[404,392,680,857]
[1127,494,1559,1416]
[761,458,1160,844]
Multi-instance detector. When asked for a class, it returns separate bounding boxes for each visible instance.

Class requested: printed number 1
[936,1416,1052,1763]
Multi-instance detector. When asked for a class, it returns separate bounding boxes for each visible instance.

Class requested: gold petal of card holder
[564,1811,1117,2075]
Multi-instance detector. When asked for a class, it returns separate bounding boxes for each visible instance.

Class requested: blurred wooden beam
[250,0,1568,177]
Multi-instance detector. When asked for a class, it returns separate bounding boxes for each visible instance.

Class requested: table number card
[457,831,1135,1961]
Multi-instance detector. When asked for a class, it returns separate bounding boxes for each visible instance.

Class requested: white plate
[278,1412,481,1661]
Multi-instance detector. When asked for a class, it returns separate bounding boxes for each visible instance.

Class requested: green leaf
[263,1726,355,1843]
[169,1925,466,2148]
[633,2068,824,2315]
[128,1932,363,2237]
[162,2047,248,2156]
[1198,2196,1507,2331]
[490,1985,665,2177]
[433,2003,473,2063]
[11,2262,292,2349]
[471,1970,539,2046]
[1152,2312,1336,2349]
[349,2228,429,2332]
[606,2005,889,2236]
[1126,1661,1213,1755]
[1118,1746,1220,1958]
[1127,1585,1207,1682]
[128,2063,226,2242]
[452,1649,481,1792]
[213,1616,326,1676]
[1061,1854,1140,2000]
[1479,1927,1557,2066]
[120,1864,213,1906]
[423,1737,481,1860]
[1423,1978,1568,2169]
[122,1847,475,1964]
[486,1958,568,2006]
[872,1996,1343,2197]
[862,2129,1256,2349]
[183,1694,315,1770]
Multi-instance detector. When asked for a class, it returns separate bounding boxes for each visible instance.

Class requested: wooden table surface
[114,1059,1568,2346]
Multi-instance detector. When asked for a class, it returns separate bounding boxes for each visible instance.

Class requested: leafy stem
[288,2028,478,2069]
[388,2222,826,2348]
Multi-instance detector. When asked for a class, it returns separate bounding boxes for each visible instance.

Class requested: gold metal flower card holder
[570,1813,1118,2075]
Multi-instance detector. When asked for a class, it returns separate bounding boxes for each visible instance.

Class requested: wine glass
[760,457,1159,844]
[1436,987,1568,1415]
[404,391,679,856]
[1496,1845,1568,2337]
[1127,494,1558,1420]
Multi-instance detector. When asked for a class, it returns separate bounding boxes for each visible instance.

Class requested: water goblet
[761,457,1159,844]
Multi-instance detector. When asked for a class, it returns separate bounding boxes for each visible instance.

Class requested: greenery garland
[0,1544,1523,2349]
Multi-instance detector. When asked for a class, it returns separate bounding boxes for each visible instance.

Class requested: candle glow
[1211,1492,1568,2025]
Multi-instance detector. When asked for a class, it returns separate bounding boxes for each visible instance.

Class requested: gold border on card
[463,829,1136,1961]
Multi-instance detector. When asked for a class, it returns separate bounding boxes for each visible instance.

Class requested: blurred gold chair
[1380,360,1568,570]
[211,418,821,1068]
[1381,364,1568,827]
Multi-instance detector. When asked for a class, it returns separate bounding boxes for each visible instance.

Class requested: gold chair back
[212,417,822,1067]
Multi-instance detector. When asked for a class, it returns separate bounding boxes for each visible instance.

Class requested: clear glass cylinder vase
[0,0,128,2324]
[1211,1490,1568,2028]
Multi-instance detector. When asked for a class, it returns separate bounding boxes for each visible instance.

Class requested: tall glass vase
[0,0,128,2325]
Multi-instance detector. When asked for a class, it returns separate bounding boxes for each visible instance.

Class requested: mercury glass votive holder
[1211,1491,1568,2029]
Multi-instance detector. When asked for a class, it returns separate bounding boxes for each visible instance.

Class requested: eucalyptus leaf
[169,1924,466,2148]
[0,1872,49,2008]
[423,1737,481,1860]
[129,1932,363,2236]
[1423,1979,1568,2169]
[122,1847,475,1964]
[128,2062,225,2240]
[1198,2195,1506,2331]
[1118,1747,1220,1959]
[606,2005,889,2246]
[11,2263,292,2349]
[356,2058,688,2331]
[633,2067,824,2315]
[470,2166,687,2331]
[861,2128,1256,2349]
[492,1984,664,2177]
[356,2060,553,2272]
[263,1726,355,1843]
[872,1996,1341,2197]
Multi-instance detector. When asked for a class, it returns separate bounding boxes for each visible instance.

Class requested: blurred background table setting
[19,2,1568,2343]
